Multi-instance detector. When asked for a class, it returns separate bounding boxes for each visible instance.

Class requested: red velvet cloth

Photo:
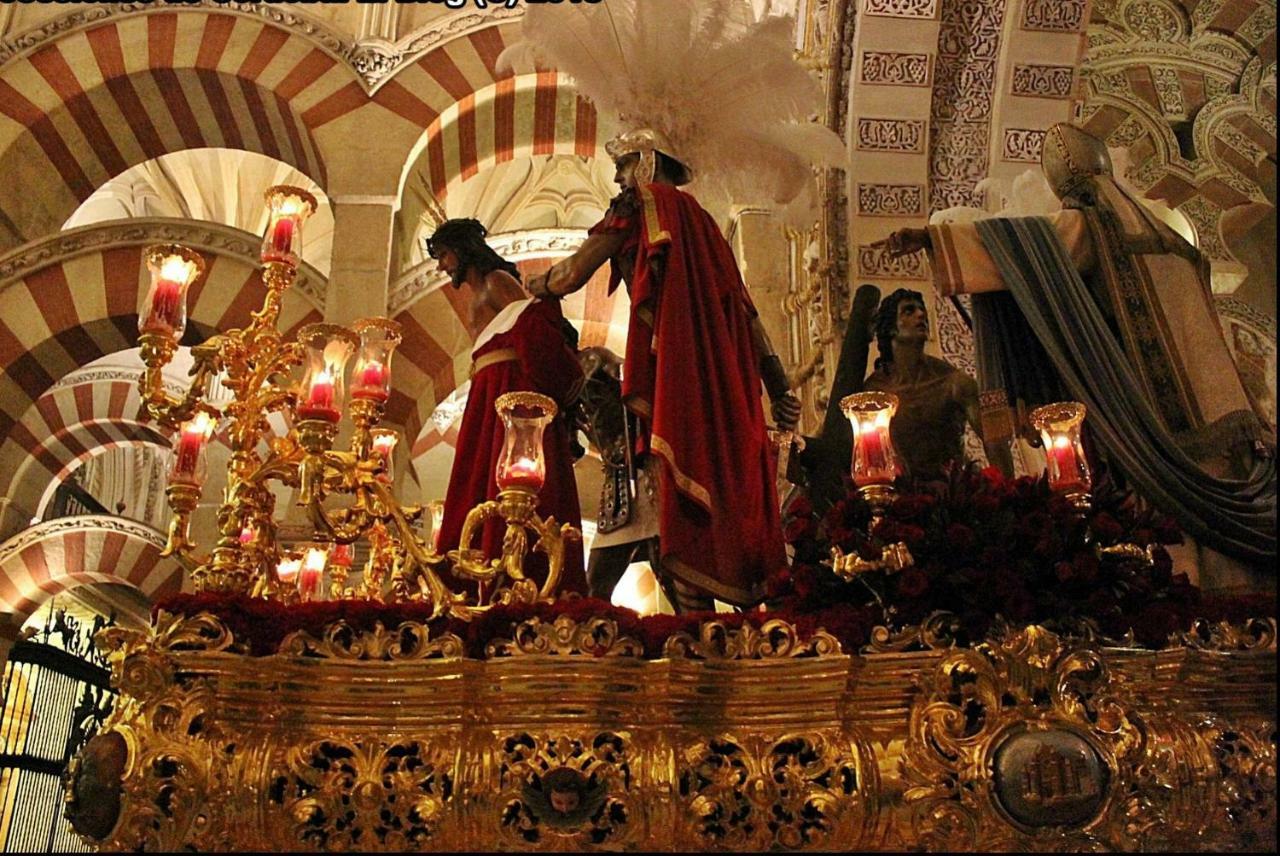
[437,299,586,594]
[590,183,786,605]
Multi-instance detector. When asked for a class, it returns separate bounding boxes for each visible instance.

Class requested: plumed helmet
[605,128,694,186]
[1041,123,1113,200]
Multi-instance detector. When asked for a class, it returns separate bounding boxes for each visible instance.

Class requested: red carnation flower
[946,523,975,552]
[788,494,814,519]
[784,515,817,543]
[1090,512,1125,543]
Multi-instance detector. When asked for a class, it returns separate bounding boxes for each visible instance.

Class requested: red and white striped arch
[0,376,168,540]
[0,220,325,470]
[412,72,602,201]
[0,9,355,248]
[0,516,181,635]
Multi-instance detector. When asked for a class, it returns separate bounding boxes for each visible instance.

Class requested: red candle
[855,430,892,487]
[353,360,389,401]
[298,368,340,422]
[270,217,295,259]
[499,456,544,491]
[1048,438,1085,491]
[143,278,183,334]
[171,413,214,483]
[238,525,256,545]
[330,543,354,568]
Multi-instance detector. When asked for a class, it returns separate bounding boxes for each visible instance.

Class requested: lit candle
[498,456,544,491]
[270,216,295,258]
[1047,435,1085,492]
[299,367,339,422]
[142,256,195,335]
[298,547,326,601]
[352,360,389,401]
[276,557,301,585]
[238,524,257,545]
[371,430,397,482]
[171,412,215,484]
[853,417,893,487]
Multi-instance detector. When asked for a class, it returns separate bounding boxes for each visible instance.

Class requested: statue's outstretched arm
[528,231,627,298]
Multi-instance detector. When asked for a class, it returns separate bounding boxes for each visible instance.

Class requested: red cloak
[590,183,785,605]
[437,298,586,595]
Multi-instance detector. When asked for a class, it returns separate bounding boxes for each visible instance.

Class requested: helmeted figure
[498,0,846,610]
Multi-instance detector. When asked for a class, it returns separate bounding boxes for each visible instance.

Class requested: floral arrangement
[771,464,1274,649]
[152,592,878,659]
[155,466,1272,657]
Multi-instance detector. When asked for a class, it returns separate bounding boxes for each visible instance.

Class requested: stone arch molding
[0,515,182,648]
[0,1,523,95]
[0,219,326,499]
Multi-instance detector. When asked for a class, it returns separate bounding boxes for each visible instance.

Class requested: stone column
[323,197,398,323]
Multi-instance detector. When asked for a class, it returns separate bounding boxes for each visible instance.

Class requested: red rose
[1071,552,1099,584]
[946,523,975,552]
[973,493,1001,515]
[891,494,934,520]
[897,568,930,598]
[1054,561,1074,583]
[1090,512,1125,543]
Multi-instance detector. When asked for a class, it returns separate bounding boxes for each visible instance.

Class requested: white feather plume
[496,0,846,218]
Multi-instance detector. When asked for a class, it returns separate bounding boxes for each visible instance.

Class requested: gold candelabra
[137,185,577,619]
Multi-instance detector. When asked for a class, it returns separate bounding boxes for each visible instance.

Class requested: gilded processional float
[60,187,1275,853]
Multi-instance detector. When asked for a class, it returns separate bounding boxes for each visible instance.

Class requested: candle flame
[303,547,328,574]
[1053,435,1071,449]
[278,196,304,217]
[371,432,398,456]
[184,411,217,440]
[276,558,301,582]
[159,255,194,284]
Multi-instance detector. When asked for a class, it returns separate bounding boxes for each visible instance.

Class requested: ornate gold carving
[270,738,454,850]
[485,615,644,658]
[69,614,1276,851]
[662,618,842,660]
[676,732,874,850]
[279,620,464,660]
[495,732,636,847]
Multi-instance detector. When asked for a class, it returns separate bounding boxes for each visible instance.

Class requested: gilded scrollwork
[485,615,644,658]
[279,620,464,660]
[661,619,841,660]
[495,732,636,848]
[68,615,1276,851]
[900,624,1243,850]
[676,732,871,850]
[270,738,455,850]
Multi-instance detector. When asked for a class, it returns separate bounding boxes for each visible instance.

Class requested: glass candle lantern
[839,392,900,488]
[298,546,327,602]
[1029,402,1092,495]
[168,411,218,487]
[329,543,354,569]
[370,429,398,480]
[261,185,317,266]
[350,318,402,404]
[139,244,205,338]
[296,324,359,423]
[276,556,301,586]
[494,392,557,492]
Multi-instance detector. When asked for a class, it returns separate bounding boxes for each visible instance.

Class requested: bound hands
[772,392,802,433]
[874,227,931,258]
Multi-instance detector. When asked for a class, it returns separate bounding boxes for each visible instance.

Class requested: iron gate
[0,609,115,853]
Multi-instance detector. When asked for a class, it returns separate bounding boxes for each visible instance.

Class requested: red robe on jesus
[437,297,587,594]
[590,182,785,605]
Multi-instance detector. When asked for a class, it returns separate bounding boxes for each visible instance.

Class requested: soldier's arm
[528,231,627,299]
